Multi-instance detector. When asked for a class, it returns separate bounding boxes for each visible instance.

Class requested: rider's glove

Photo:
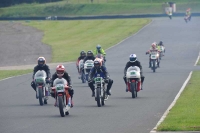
[46,78,50,83]
[69,85,72,90]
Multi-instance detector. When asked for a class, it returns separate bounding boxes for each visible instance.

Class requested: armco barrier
[0,13,200,20]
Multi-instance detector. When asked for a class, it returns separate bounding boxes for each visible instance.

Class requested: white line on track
[194,51,200,66]
[150,71,193,133]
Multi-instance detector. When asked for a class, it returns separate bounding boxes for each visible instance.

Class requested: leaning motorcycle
[78,59,86,83]
[34,70,50,106]
[94,74,109,107]
[52,78,71,117]
[84,60,94,81]
[126,66,141,98]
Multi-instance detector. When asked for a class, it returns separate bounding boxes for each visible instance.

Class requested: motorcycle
[84,60,94,81]
[159,46,165,60]
[34,70,50,106]
[126,66,141,98]
[95,54,105,67]
[147,50,160,72]
[94,74,108,107]
[78,59,86,83]
[51,78,71,117]
[184,15,191,23]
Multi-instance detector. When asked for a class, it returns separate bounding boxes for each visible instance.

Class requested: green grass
[157,71,200,131]
[0,69,32,80]
[23,19,150,62]
[197,57,200,65]
[0,1,200,17]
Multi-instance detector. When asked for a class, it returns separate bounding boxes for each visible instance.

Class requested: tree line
[0,0,62,7]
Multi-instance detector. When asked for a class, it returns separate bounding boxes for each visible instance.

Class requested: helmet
[80,51,86,57]
[94,59,101,69]
[186,8,191,12]
[151,42,156,49]
[159,41,163,45]
[129,54,137,62]
[96,44,101,50]
[56,65,65,78]
[94,58,103,66]
[87,50,93,57]
[37,57,46,67]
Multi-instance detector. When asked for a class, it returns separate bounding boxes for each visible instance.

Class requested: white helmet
[129,54,137,62]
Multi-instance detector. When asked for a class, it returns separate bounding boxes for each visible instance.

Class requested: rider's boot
[149,62,151,68]
[92,90,95,97]
[137,81,141,91]
[157,61,160,67]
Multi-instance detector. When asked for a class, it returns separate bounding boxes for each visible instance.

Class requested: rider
[123,54,145,91]
[88,59,113,97]
[83,50,96,63]
[94,44,106,61]
[76,51,86,76]
[31,57,51,91]
[146,42,160,68]
[51,65,74,107]
[186,8,191,17]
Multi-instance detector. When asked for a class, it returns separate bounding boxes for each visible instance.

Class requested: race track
[0,17,200,133]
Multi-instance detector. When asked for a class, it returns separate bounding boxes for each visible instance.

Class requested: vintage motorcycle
[95,54,105,67]
[159,46,165,60]
[146,50,160,72]
[184,15,191,23]
[126,66,141,98]
[78,59,86,83]
[51,78,71,117]
[84,60,94,81]
[34,70,50,106]
[94,74,109,107]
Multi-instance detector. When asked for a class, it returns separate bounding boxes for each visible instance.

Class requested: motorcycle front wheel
[130,82,137,98]
[96,87,102,107]
[38,88,44,106]
[58,95,65,117]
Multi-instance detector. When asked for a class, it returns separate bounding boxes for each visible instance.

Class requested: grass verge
[157,70,200,131]
[0,1,200,17]
[23,19,151,62]
[0,69,32,80]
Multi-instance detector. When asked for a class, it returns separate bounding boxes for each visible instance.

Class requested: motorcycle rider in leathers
[76,51,86,77]
[88,59,113,97]
[146,42,160,68]
[31,57,51,92]
[51,65,74,107]
[123,54,145,91]
[94,44,106,62]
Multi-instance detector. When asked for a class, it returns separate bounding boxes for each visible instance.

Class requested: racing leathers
[123,61,145,90]
[94,48,106,61]
[51,72,74,99]
[31,64,51,91]
[88,66,113,97]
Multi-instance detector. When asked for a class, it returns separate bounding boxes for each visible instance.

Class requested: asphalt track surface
[0,17,200,133]
[0,22,51,67]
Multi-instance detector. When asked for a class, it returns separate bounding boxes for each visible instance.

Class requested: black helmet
[87,50,93,57]
[94,59,101,69]
[37,57,46,67]
[80,51,86,56]
[159,41,163,45]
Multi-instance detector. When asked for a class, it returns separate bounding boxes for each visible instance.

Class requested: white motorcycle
[84,60,94,81]
[78,59,86,83]
[159,46,165,60]
[34,70,50,106]
[52,78,71,117]
[126,66,141,98]
[150,50,159,72]
[94,74,108,107]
